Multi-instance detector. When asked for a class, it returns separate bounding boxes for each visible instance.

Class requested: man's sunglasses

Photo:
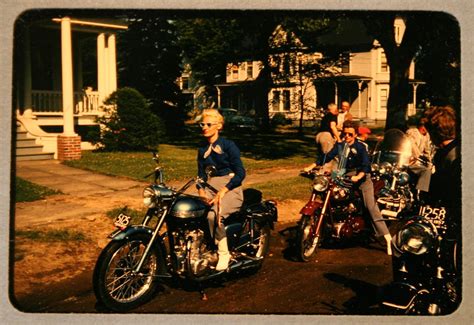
[342,132,355,137]
[199,122,218,128]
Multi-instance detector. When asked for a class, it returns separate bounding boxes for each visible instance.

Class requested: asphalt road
[12,222,393,315]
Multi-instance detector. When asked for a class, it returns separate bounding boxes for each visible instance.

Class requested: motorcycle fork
[133,208,168,273]
[313,190,331,237]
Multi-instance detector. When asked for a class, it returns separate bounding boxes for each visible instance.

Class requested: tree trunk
[385,58,411,131]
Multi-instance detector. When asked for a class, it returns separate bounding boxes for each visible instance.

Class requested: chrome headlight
[143,186,159,208]
[371,163,379,173]
[395,221,436,255]
[379,161,392,174]
[313,175,329,192]
[397,171,410,186]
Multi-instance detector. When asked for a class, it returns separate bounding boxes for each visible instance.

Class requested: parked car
[218,108,257,131]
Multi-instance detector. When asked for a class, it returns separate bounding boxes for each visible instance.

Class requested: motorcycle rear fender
[300,200,323,216]
[381,281,428,311]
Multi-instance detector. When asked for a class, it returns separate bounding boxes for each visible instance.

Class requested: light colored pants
[409,164,432,192]
[315,131,336,155]
[315,132,337,172]
[205,175,243,240]
[359,177,390,236]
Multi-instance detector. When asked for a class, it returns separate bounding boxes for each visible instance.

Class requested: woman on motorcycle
[304,120,393,255]
[197,108,246,271]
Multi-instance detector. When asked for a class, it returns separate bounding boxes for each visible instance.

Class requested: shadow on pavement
[323,272,385,315]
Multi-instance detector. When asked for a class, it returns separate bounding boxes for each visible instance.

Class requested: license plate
[114,213,131,229]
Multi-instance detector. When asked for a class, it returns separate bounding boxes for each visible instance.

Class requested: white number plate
[114,213,131,229]
[418,205,447,228]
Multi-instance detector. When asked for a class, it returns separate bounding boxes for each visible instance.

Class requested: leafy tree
[175,12,338,127]
[361,11,461,130]
[118,13,184,134]
[93,87,164,151]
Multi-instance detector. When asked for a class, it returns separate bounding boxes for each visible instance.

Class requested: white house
[15,15,127,160]
[212,18,424,123]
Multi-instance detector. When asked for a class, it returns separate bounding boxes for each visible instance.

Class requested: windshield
[373,129,412,167]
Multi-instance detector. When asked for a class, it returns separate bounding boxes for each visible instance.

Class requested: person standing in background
[337,101,353,131]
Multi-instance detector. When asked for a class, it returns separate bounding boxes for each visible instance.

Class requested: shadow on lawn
[164,126,317,160]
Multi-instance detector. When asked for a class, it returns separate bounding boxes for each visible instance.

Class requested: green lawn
[15,177,61,202]
[64,130,318,183]
[252,176,312,201]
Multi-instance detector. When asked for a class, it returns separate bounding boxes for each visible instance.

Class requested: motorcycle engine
[186,230,216,276]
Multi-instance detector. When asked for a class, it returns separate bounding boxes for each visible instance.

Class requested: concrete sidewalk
[14,160,305,228]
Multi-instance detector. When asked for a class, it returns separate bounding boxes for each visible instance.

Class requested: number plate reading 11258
[114,213,131,229]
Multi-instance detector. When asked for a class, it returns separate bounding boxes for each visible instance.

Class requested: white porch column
[216,86,221,108]
[61,17,76,136]
[107,34,117,94]
[97,33,106,105]
[412,83,419,116]
[357,81,364,118]
[23,26,32,111]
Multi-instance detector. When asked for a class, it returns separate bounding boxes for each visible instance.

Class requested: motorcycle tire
[296,214,323,262]
[93,233,162,312]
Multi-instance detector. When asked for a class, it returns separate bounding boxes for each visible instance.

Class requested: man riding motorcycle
[304,120,393,255]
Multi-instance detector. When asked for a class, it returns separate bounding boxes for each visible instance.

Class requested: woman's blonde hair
[201,109,225,128]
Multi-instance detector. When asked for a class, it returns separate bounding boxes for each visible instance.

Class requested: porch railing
[31,90,101,114]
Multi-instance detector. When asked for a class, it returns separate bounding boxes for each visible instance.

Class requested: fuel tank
[170,195,209,219]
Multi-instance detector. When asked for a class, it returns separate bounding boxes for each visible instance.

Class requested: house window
[181,77,189,90]
[272,91,280,111]
[283,90,291,111]
[380,50,388,72]
[341,52,350,73]
[379,88,388,111]
[232,65,239,79]
[247,62,253,79]
[283,56,290,75]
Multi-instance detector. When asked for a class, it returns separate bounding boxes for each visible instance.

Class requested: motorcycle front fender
[381,281,429,311]
[300,199,323,216]
[108,225,168,275]
[108,225,153,240]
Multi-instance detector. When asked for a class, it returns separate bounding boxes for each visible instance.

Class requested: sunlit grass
[15,177,61,202]
[16,229,87,242]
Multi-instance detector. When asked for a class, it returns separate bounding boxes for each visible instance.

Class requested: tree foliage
[93,87,164,151]
[117,13,185,134]
[361,12,460,130]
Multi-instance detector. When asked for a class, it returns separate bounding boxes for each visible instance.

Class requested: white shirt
[406,127,432,159]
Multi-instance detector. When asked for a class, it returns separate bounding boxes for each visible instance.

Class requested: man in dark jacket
[424,105,461,230]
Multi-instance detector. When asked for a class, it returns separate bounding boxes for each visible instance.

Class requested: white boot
[384,234,393,256]
[216,237,231,271]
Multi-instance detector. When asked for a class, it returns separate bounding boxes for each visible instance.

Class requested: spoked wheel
[93,234,162,312]
[296,214,322,262]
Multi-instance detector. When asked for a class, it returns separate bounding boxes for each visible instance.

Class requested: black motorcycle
[93,152,277,311]
[381,202,461,314]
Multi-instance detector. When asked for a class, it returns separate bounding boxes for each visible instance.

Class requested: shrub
[93,87,165,151]
[271,112,292,126]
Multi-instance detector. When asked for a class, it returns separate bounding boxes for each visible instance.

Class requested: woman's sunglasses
[199,122,218,128]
